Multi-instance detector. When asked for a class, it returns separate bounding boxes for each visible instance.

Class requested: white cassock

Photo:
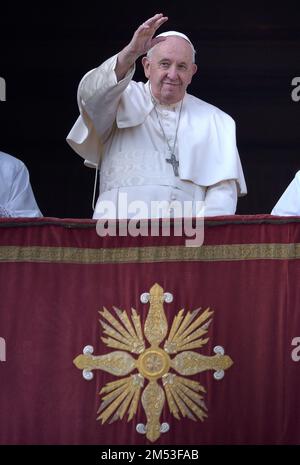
[67,54,247,219]
[0,151,42,218]
[271,171,300,216]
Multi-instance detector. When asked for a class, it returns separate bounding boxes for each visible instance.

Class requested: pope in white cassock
[67,13,247,219]
[0,151,42,218]
[271,171,300,216]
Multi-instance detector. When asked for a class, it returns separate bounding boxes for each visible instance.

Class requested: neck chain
[151,93,183,177]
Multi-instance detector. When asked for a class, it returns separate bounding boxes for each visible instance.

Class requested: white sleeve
[204,180,238,216]
[0,205,10,217]
[271,172,300,216]
[1,163,42,218]
[66,54,135,167]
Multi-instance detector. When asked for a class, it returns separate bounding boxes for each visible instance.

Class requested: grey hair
[146,34,196,63]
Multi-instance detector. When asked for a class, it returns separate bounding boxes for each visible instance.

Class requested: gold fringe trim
[0,243,300,264]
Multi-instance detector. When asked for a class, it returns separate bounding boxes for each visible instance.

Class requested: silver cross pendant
[166,152,179,177]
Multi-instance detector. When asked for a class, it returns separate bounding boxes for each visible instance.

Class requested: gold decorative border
[1,243,300,264]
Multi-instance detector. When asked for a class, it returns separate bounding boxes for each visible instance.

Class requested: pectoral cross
[166,152,179,177]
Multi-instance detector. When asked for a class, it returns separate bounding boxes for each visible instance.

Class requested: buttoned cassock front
[67,55,247,218]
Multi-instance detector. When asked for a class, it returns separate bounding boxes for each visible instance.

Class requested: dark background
[1,1,300,218]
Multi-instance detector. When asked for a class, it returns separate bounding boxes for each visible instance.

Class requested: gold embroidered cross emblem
[73,283,233,442]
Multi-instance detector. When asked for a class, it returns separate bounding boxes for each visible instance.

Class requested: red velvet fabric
[0,216,300,444]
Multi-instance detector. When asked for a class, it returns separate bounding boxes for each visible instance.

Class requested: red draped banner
[0,215,300,445]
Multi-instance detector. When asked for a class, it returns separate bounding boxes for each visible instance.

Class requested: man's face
[142,36,197,105]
